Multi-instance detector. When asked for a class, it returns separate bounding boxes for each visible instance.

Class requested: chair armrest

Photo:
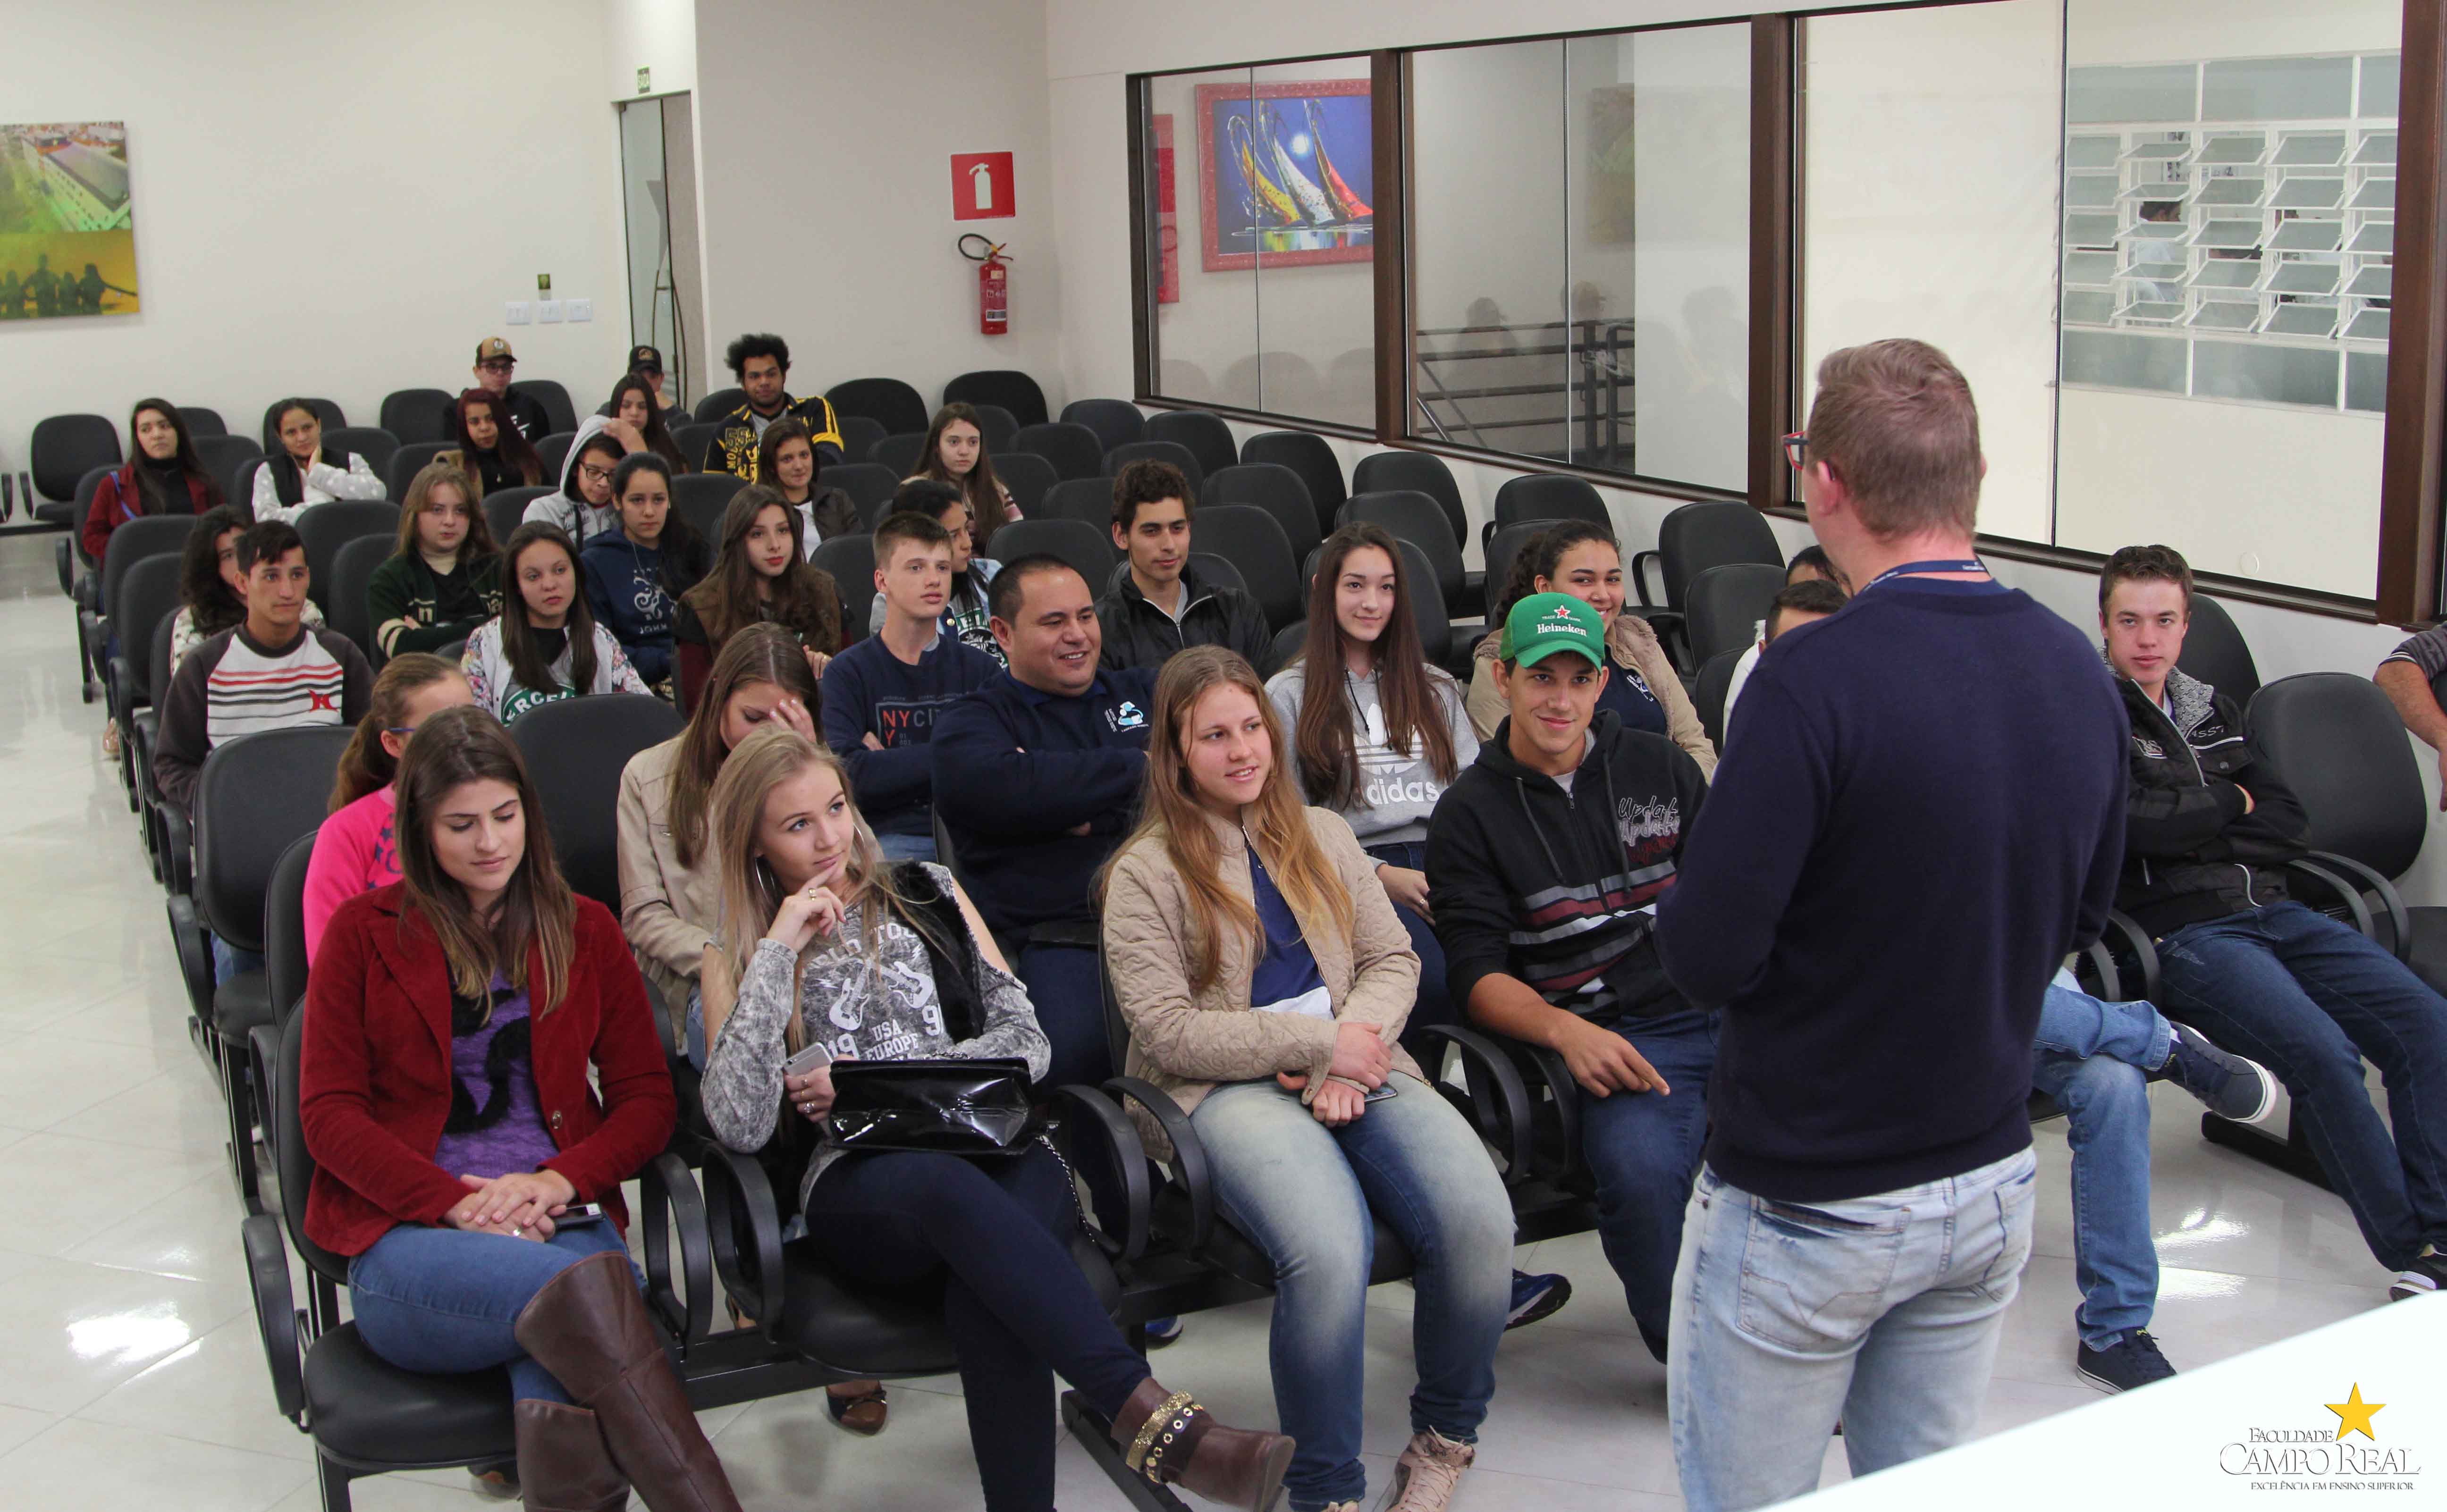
[2302,850,2410,964]
[242,1212,307,1426]
[1050,1084,1152,1263]
[1101,1076,1214,1253]
[166,892,214,1022]
[162,804,194,895]
[2101,911,2160,1002]
[249,1024,281,1170]
[107,653,139,724]
[2076,938,2123,1003]
[638,975,679,1066]
[639,1152,713,1346]
[2286,858,2375,941]
[55,538,74,597]
[1630,549,1662,608]
[698,1143,785,1343]
[1408,1024,1533,1185]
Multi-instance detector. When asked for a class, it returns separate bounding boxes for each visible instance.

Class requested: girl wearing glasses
[523,430,628,551]
[302,653,476,963]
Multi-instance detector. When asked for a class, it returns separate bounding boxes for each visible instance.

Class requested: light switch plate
[537,299,565,324]
[567,298,593,323]
[505,301,532,325]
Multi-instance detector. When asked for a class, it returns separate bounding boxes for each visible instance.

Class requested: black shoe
[1506,1269,1572,1330]
[2076,1329,2177,1393]
[2388,1251,2446,1301]
[1144,1315,1184,1347]
[2163,1025,2278,1124]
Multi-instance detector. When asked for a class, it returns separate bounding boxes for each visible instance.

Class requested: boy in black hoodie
[1427,592,1712,1361]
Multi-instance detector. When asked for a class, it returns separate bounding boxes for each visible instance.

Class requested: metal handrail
[1411,318,1636,466]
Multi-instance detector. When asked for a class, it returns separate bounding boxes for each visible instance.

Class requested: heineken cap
[1499,592,1604,669]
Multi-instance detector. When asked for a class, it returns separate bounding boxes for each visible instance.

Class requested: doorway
[616,94,707,410]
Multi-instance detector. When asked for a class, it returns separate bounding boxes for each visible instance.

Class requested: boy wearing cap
[1426,592,1714,1363]
[446,337,551,440]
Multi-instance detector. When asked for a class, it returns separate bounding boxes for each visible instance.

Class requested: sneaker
[2387,1249,2445,1301]
[1506,1269,1572,1330]
[1144,1315,1184,1347]
[2163,1025,2279,1125]
[1377,1428,1474,1512]
[2076,1329,2177,1393]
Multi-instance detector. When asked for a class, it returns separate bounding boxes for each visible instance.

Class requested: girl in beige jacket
[1102,646,1514,1512]
[1463,520,1718,776]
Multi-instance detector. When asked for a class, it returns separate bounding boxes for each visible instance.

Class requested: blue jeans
[1190,1073,1513,1511]
[211,933,265,985]
[877,830,937,863]
[2033,983,2158,1350]
[1577,1005,1718,1361]
[2155,900,2447,1269]
[1364,841,1455,1047]
[1016,942,1110,1090]
[1668,1148,2037,1512]
[348,1221,638,1404]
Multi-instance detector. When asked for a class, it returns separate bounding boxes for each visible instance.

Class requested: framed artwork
[0,121,139,321]
[1586,85,1638,246]
[1195,80,1373,272]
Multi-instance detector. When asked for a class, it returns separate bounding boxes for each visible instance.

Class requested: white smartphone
[782,1043,831,1078]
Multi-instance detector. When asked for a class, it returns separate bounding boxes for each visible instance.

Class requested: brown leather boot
[1112,1376,1294,1512]
[513,1252,743,1512]
[513,1400,628,1512]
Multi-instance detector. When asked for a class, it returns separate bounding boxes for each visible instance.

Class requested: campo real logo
[2217,1384,2422,1491]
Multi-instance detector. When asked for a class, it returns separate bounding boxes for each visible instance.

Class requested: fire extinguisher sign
[951,153,1016,221]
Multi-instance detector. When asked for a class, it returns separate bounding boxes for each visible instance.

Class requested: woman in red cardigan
[80,397,223,563]
[300,705,741,1512]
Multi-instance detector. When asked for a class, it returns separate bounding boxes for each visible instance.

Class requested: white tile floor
[0,529,2401,1510]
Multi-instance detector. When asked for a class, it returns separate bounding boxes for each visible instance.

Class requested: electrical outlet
[567,298,592,323]
[505,301,532,325]
[537,299,564,324]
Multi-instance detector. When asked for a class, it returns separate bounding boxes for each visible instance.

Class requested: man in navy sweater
[930,555,1156,1089]
[1653,339,2126,1510]
[822,512,999,862]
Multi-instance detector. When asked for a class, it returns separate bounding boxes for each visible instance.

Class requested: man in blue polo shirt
[930,555,1156,1089]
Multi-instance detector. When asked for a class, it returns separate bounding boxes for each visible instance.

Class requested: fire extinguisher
[960,234,1009,336]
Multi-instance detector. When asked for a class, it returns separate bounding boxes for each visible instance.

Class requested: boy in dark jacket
[1095,460,1273,673]
[1427,592,1712,1361]
[2105,543,2447,1300]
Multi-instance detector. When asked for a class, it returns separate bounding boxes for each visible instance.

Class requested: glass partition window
[1138,59,1377,429]
[1405,24,1749,492]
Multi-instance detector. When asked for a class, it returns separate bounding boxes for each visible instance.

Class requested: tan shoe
[1377,1428,1474,1512]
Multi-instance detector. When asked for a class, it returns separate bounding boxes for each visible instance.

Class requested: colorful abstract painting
[1196,81,1373,272]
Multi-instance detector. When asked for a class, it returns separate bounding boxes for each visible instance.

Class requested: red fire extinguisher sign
[962,235,1010,336]
[951,152,1016,220]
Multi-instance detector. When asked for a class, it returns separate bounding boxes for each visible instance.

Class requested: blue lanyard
[1861,558,1989,591]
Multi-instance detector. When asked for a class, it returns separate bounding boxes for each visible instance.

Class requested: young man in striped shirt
[1426,591,1714,1363]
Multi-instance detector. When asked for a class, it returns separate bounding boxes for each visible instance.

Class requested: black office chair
[1353,452,1467,549]
[507,695,686,916]
[228,453,274,510]
[824,464,900,528]
[826,377,929,437]
[1060,397,1146,454]
[1192,505,1302,631]
[194,435,263,501]
[1637,500,1781,613]
[483,485,552,546]
[968,403,1021,456]
[1693,647,1744,749]
[1041,478,1114,530]
[948,369,1052,428]
[296,502,402,619]
[694,386,748,422]
[870,432,927,477]
[378,388,456,445]
[995,451,1058,520]
[1684,563,1784,668]
[92,513,193,620]
[1146,410,1237,484]
[1487,474,1610,549]
[836,415,887,470]
[2179,593,2261,707]
[989,519,1116,591]
[811,535,879,645]
[674,422,720,471]
[326,536,394,665]
[1103,438,1203,496]
[385,441,457,500]
[322,427,400,484]
[134,613,179,875]
[511,379,580,437]
[670,472,746,533]
[1345,491,1468,627]
[264,834,316,1027]
[534,431,579,483]
[106,553,185,806]
[1016,420,1106,482]
[1205,462,1320,563]
[1241,431,1346,541]
[1481,521,1553,615]
[178,405,228,438]
[1269,620,1309,673]
[34,412,122,596]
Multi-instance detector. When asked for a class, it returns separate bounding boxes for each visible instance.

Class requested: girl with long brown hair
[81,396,222,562]
[755,417,857,547]
[253,397,386,522]
[905,402,1019,550]
[605,372,691,474]
[368,460,503,660]
[695,725,1289,1512]
[1101,645,1514,1512]
[302,653,474,963]
[453,387,547,496]
[462,523,650,722]
[299,706,742,1512]
[671,484,840,712]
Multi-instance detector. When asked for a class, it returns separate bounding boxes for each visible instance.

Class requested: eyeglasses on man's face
[1782,432,1809,473]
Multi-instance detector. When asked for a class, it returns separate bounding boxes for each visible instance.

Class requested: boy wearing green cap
[1425,591,1713,1362]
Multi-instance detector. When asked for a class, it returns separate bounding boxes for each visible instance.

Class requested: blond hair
[1805,338,1983,538]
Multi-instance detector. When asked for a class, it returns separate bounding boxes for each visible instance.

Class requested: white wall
[691,0,1061,417]
[0,0,632,474]
[608,0,699,98]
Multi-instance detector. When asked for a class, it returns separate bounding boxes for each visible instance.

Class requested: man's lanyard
[1860,558,1989,592]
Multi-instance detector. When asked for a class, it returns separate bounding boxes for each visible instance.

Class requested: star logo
[2326,1384,2384,1442]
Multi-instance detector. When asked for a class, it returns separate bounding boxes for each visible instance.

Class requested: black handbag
[825,1058,1039,1156]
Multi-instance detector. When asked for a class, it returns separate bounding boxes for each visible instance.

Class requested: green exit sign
[636,67,651,95]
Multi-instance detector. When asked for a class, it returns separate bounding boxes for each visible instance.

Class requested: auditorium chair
[258,398,346,452]
[134,613,178,880]
[995,450,1057,520]
[377,387,455,445]
[969,402,1021,457]
[384,440,456,499]
[811,535,879,645]
[85,515,198,717]
[1345,491,1473,622]
[2177,593,2261,708]
[322,427,399,484]
[823,463,899,528]
[826,377,929,437]
[1060,397,1147,454]
[263,834,315,1030]
[482,485,552,546]
[990,518,1117,593]
[1240,431,1346,538]
[1353,451,1468,550]
[1015,420,1107,483]
[694,386,747,422]
[1205,462,1320,563]
[178,405,228,438]
[326,536,392,667]
[1103,438,1204,497]
[948,368,1051,428]
[510,378,579,437]
[194,434,263,501]
[835,414,886,472]
[1487,473,1610,549]
[106,553,185,807]
[869,431,926,477]
[1146,409,1238,485]
[534,430,578,482]
[1190,504,1302,631]
[1042,477,1114,530]
[1694,646,1743,749]
[1482,520,1550,615]
[1633,499,1780,615]
[295,502,402,618]
[673,421,720,470]
[34,413,122,641]
[669,471,745,532]
[1683,562,1785,668]
[506,693,684,920]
